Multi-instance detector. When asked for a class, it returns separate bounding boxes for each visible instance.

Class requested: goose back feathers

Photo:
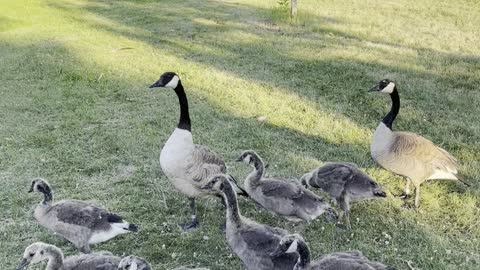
[29,179,137,253]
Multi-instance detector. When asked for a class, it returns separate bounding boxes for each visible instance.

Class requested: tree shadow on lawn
[46,0,480,147]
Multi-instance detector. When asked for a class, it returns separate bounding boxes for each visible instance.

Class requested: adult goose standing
[369,79,469,208]
[16,242,120,270]
[236,151,337,223]
[300,162,387,229]
[149,72,246,230]
[270,234,395,270]
[200,174,298,270]
[29,179,137,253]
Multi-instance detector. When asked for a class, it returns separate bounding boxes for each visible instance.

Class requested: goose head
[235,150,261,166]
[149,72,180,89]
[369,79,396,94]
[16,242,53,270]
[299,172,314,188]
[270,234,304,257]
[348,175,387,200]
[200,174,231,194]
[28,178,51,194]
[118,256,151,270]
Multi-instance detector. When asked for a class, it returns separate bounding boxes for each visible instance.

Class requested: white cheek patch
[165,75,179,88]
[285,240,298,254]
[245,156,252,164]
[380,82,395,94]
[130,261,138,270]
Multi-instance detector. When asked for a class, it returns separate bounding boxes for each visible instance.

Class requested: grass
[0,0,479,269]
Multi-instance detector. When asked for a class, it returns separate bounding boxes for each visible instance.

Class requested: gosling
[16,242,120,270]
[301,163,387,229]
[29,178,137,253]
[237,151,337,223]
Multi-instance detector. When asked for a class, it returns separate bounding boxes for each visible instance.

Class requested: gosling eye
[370,182,376,187]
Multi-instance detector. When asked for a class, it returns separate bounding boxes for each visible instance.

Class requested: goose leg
[183,198,199,231]
[414,185,421,208]
[399,179,412,199]
[344,210,351,230]
[79,245,91,254]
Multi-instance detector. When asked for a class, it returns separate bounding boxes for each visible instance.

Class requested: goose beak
[374,190,387,198]
[368,84,380,92]
[16,258,30,270]
[235,157,243,162]
[149,80,164,88]
[28,187,33,193]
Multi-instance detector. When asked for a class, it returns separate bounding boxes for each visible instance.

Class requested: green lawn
[1,0,479,269]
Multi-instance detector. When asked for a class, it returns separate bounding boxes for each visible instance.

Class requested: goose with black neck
[150,72,242,231]
[369,79,469,208]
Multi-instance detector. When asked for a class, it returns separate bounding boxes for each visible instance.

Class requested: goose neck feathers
[245,152,265,186]
[222,180,242,227]
[295,240,311,270]
[382,87,400,130]
[174,81,191,131]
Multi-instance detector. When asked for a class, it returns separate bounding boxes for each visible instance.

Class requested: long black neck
[222,181,242,228]
[174,81,191,131]
[296,240,311,270]
[382,87,400,130]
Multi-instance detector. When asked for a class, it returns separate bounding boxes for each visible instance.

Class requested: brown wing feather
[392,132,458,174]
[187,145,226,183]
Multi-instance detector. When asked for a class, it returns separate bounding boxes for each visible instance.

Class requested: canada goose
[369,79,469,208]
[16,242,120,270]
[236,151,337,223]
[300,163,387,229]
[200,174,299,270]
[29,178,137,253]
[270,234,394,270]
[150,72,246,231]
[118,256,151,270]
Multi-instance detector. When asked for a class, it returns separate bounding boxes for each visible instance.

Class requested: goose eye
[29,253,35,257]
[40,250,44,255]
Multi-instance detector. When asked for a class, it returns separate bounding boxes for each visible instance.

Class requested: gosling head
[118,256,151,270]
[368,79,396,94]
[299,172,314,188]
[200,174,230,194]
[270,234,304,257]
[16,242,57,270]
[28,178,51,194]
[348,174,387,200]
[235,150,261,166]
[149,72,180,89]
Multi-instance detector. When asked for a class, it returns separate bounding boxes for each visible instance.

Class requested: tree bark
[291,0,298,18]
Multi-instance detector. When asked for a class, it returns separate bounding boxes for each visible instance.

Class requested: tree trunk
[291,0,298,18]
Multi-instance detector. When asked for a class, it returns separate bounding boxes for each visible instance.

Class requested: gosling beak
[368,84,380,92]
[16,258,30,270]
[270,247,283,257]
[374,190,387,198]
